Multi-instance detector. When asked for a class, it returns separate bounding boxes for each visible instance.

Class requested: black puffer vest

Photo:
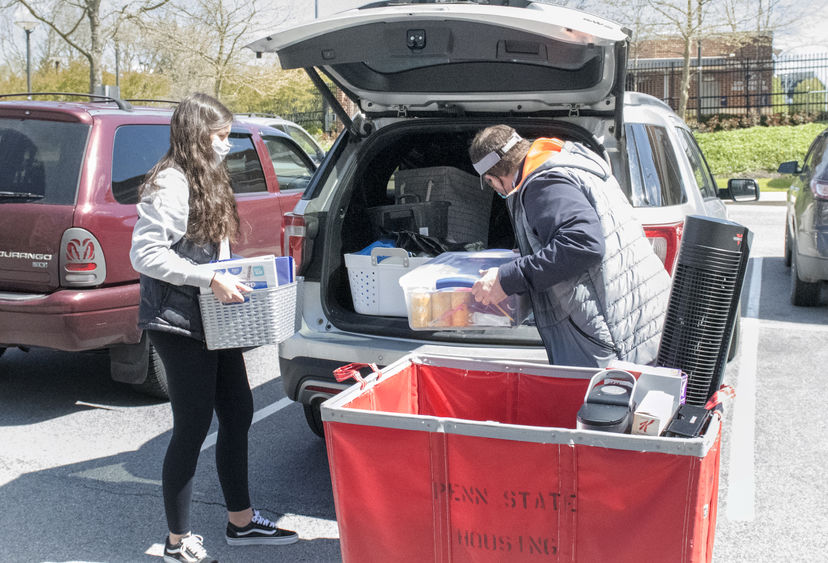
[138,237,218,340]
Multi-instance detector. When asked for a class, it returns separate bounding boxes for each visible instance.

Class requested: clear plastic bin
[398,250,529,330]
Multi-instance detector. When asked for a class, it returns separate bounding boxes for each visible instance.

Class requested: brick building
[627,33,775,117]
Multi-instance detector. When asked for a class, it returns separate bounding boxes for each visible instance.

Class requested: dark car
[778,128,828,306]
[0,94,316,396]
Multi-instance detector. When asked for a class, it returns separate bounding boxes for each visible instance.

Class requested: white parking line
[200,396,295,452]
[726,256,762,521]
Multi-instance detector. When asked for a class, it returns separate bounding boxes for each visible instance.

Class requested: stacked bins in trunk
[394,166,492,245]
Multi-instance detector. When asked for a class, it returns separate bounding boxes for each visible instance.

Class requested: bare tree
[646,0,717,119]
[139,0,259,99]
[10,0,169,93]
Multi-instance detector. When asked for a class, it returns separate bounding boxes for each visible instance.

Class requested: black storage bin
[366,198,449,240]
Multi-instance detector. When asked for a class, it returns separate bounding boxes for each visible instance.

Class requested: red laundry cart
[322,351,722,563]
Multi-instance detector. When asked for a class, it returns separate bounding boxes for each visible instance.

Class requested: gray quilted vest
[509,141,671,365]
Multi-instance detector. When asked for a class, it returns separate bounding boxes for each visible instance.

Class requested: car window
[625,123,686,207]
[804,134,828,178]
[262,135,316,191]
[675,127,718,199]
[227,134,267,194]
[112,124,170,204]
[285,124,321,158]
[815,135,828,181]
[0,119,89,205]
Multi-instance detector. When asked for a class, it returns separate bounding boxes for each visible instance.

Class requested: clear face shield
[473,131,522,198]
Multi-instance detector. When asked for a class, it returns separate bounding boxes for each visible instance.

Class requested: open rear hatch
[247,1,629,135]
[246,2,630,341]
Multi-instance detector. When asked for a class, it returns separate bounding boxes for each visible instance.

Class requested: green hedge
[694,122,826,175]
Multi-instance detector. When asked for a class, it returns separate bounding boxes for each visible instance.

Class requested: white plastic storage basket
[199,282,297,350]
[394,166,492,244]
[345,247,431,316]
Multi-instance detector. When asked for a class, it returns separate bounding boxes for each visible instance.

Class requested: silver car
[247,0,757,436]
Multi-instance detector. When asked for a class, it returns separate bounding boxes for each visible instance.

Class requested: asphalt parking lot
[1,195,826,562]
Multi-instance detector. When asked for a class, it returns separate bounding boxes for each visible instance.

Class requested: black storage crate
[366,198,449,240]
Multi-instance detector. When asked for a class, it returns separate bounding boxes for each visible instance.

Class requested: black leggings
[148,330,254,534]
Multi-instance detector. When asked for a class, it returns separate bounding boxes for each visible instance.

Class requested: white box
[199,255,278,294]
[608,360,687,414]
[345,247,431,316]
[632,390,676,436]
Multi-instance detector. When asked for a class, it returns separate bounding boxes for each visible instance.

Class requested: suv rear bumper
[796,250,828,282]
[0,284,141,351]
[279,328,422,404]
[278,327,549,405]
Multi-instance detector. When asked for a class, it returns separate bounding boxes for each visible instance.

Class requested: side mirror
[719,178,760,202]
[777,161,800,175]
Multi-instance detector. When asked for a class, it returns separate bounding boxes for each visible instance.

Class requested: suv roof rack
[124,98,179,106]
[235,112,283,119]
[0,92,133,111]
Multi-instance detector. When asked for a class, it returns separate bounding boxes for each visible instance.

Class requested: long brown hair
[142,93,239,244]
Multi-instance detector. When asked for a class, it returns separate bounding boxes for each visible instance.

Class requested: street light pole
[14,7,39,94]
[24,28,33,92]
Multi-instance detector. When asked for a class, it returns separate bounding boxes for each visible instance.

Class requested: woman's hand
[471,267,507,306]
[210,271,253,303]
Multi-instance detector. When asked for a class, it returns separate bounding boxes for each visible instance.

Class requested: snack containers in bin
[399,250,530,330]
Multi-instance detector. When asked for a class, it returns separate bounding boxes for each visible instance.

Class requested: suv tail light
[283,212,307,274]
[810,178,828,200]
[60,228,107,287]
[643,221,684,275]
[812,179,828,227]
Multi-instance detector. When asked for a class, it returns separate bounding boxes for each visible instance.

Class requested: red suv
[0,94,315,396]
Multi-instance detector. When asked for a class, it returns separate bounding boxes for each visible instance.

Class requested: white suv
[247,0,757,436]
[236,114,327,166]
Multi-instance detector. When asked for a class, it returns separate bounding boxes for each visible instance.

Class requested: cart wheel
[303,401,325,438]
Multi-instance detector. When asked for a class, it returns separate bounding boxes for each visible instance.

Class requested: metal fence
[282,109,333,134]
[626,51,828,121]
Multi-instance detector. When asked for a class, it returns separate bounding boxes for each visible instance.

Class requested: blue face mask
[498,171,521,199]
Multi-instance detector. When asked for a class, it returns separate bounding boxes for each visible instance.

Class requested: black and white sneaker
[225,509,299,546]
[163,533,217,563]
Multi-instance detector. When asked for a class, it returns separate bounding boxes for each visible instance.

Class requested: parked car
[236,114,327,166]
[0,93,316,397]
[246,0,758,436]
[778,126,828,306]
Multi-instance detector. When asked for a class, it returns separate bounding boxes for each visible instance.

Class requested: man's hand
[210,271,253,303]
[472,267,507,306]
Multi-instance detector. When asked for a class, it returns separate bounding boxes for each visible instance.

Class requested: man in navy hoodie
[469,125,671,367]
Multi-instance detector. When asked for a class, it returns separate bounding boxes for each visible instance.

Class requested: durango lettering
[0,251,53,261]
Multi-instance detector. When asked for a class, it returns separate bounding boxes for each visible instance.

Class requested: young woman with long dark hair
[130,93,297,563]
